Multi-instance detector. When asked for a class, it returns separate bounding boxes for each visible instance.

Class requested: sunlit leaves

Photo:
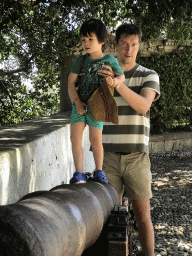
[0,0,191,125]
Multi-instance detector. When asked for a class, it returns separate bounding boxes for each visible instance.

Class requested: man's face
[116,33,140,66]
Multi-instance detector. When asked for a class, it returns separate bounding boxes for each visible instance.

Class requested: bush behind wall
[137,47,192,133]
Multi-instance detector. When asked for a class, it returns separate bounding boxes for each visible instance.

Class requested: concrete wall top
[0,112,72,152]
[150,131,192,142]
[1,112,192,153]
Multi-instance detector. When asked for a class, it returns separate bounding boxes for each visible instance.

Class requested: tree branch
[0,68,25,77]
[0,55,34,77]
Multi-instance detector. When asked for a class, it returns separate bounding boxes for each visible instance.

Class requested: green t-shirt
[71,54,124,103]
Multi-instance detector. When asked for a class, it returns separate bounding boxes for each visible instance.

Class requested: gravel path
[132,151,192,256]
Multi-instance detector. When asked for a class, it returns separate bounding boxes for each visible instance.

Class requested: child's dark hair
[116,23,142,43]
[80,18,107,44]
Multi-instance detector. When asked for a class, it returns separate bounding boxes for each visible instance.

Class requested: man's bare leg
[132,199,154,256]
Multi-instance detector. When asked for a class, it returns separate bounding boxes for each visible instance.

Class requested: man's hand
[76,101,88,115]
[98,65,115,78]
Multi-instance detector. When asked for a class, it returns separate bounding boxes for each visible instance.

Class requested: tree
[0,0,191,125]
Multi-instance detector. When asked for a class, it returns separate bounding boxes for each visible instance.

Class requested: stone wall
[0,112,192,205]
[150,132,192,154]
[0,112,95,205]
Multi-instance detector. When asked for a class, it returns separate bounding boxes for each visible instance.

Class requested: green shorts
[103,152,152,200]
[70,104,104,130]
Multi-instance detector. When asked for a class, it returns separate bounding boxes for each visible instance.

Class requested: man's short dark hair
[80,18,107,44]
[116,23,142,43]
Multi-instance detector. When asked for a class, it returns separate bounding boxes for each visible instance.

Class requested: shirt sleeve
[142,72,160,101]
[71,55,86,74]
[104,55,124,74]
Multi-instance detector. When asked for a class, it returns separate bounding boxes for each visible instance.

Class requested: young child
[68,18,125,184]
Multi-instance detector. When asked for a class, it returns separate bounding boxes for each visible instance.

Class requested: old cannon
[0,181,119,256]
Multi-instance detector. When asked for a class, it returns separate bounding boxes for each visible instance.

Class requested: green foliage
[115,0,192,43]
[0,0,191,126]
[0,73,59,125]
[137,47,192,133]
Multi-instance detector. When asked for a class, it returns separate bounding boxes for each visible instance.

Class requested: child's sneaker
[92,170,108,184]
[70,172,87,184]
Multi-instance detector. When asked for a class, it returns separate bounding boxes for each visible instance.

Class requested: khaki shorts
[103,152,152,200]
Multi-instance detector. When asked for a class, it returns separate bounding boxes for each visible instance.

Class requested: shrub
[137,47,192,133]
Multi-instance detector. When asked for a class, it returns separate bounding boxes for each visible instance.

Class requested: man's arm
[116,84,156,115]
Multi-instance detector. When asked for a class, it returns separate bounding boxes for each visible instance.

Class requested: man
[98,23,160,256]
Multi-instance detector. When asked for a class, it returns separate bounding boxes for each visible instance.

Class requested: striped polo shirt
[102,63,160,154]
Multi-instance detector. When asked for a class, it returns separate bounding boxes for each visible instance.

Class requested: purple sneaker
[92,170,108,184]
[70,172,87,184]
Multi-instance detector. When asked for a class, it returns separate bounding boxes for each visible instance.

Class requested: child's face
[81,33,104,56]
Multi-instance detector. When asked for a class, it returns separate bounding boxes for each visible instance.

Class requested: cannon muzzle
[0,182,119,256]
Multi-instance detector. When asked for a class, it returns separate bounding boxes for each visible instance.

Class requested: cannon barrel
[0,182,119,256]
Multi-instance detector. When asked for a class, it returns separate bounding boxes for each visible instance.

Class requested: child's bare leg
[89,125,103,170]
[70,122,86,173]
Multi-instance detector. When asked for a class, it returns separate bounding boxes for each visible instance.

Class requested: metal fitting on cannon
[107,199,131,256]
